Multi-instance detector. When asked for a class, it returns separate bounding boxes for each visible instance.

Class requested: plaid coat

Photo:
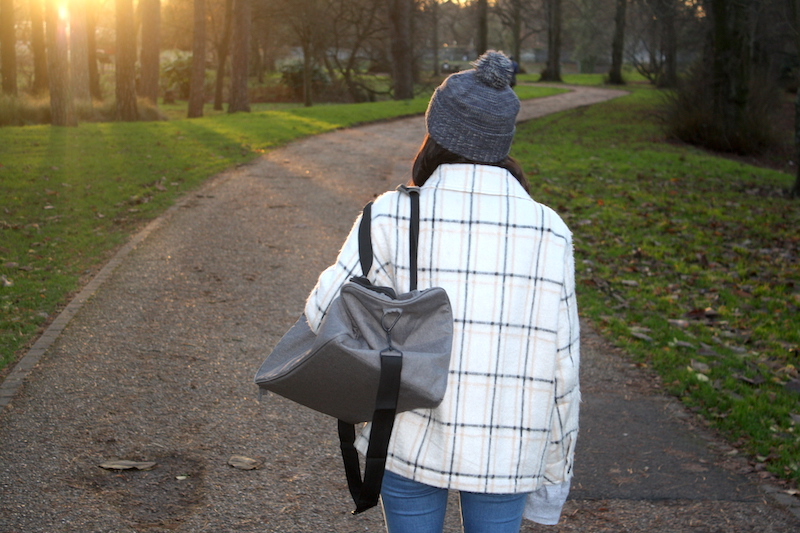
[306,163,580,495]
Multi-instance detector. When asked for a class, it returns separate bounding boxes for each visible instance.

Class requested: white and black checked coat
[306,163,580,495]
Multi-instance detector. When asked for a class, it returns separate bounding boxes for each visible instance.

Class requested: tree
[213,0,233,110]
[278,0,325,107]
[320,0,387,102]
[115,0,138,120]
[389,0,414,99]
[29,0,48,95]
[188,0,206,117]
[476,0,488,55]
[708,0,750,143]
[425,0,440,76]
[69,0,91,101]
[654,0,678,87]
[570,0,615,74]
[86,9,102,99]
[140,0,161,104]
[0,0,17,95]
[790,0,800,197]
[540,0,563,81]
[228,0,250,112]
[608,0,627,84]
[45,0,76,125]
[495,0,544,64]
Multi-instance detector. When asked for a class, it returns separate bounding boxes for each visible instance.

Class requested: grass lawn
[511,86,799,487]
[0,84,564,375]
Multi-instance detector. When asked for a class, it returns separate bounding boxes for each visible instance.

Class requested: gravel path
[1,86,799,532]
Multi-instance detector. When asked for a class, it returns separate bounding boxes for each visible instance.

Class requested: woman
[305,51,580,532]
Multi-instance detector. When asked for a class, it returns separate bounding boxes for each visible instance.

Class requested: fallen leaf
[228,455,261,470]
[668,319,689,328]
[99,460,157,471]
[784,379,800,395]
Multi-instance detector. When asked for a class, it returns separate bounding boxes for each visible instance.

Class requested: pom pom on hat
[473,51,514,89]
[425,50,520,163]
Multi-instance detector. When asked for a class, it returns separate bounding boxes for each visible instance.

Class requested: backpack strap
[338,189,420,514]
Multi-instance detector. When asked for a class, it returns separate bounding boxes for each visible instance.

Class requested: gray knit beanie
[425,51,520,163]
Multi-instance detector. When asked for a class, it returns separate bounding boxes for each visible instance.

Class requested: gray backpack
[254,186,453,513]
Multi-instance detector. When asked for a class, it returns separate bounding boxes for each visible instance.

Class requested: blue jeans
[380,470,528,533]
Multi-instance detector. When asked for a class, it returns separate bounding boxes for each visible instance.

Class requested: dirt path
[1,86,798,532]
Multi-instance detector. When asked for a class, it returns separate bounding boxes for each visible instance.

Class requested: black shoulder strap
[358,202,373,277]
[408,189,420,291]
[338,190,420,514]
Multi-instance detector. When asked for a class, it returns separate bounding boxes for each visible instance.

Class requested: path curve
[1,86,798,532]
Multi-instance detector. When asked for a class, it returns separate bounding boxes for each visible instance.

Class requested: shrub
[0,94,165,126]
[663,63,781,155]
[279,60,331,100]
[0,94,50,126]
[160,52,194,100]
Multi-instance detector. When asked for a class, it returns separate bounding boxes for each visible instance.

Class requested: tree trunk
[608,0,627,85]
[213,0,233,110]
[476,0,488,56]
[302,41,312,107]
[794,86,800,197]
[69,0,91,102]
[656,0,677,88]
[792,0,800,198]
[511,0,522,63]
[228,0,250,113]
[46,0,76,125]
[86,10,102,100]
[30,0,48,95]
[389,0,414,100]
[140,0,161,105]
[188,0,206,118]
[708,0,749,147]
[0,0,17,95]
[431,0,439,76]
[115,0,138,120]
[541,0,562,82]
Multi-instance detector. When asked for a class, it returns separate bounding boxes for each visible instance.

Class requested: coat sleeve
[304,213,365,333]
[544,235,581,484]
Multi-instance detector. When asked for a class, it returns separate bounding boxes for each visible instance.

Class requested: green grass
[0,85,562,373]
[512,86,800,485]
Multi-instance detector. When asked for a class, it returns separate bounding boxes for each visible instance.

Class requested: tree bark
[708,0,749,146]
[86,10,102,100]
[389,0,414,100]
[69,0,91,102]
[431,0,439,76]
[656,0,677,88]
[792,0,800,197]
[511,0,522,63]
[30,0,48,95]
[228,0,250,113]
[214,0,233,110]
[0,0,17,95]
[188,0,206,117]
[45,0,76,125]
[115,0,138,120]
[608,0,627,85]
[476,0,488,56]
[140,0,161,105]
[794,85,800,197]
[541,0,562,82]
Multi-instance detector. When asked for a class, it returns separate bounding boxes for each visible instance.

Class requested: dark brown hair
[410,134,529,194]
